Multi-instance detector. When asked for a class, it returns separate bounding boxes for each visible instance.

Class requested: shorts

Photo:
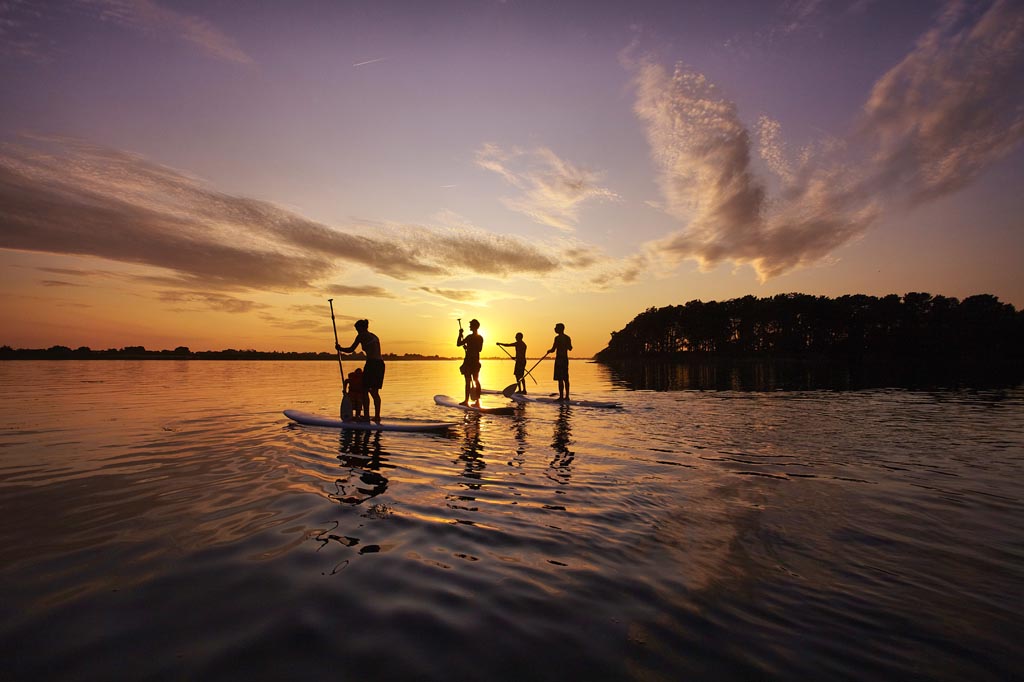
[363,359,385,389]
[460,360,481,376]
[514,360,526,379]
[553,356,569,381]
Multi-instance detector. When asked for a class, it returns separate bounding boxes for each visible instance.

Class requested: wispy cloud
[0,136,585,292]
[476,144,619,231]
[80,0,252,64]
[353,57,387,67]
[324,285,396,298]
[633,0,1024,280]
[860,0,1024,203]
[414,286,477,302]
[413,286,532,306]
[0,0,53,62]
[158,290,267,314]
[258,313,327,332]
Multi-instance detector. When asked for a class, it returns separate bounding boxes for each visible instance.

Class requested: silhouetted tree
[596,293,1024,366]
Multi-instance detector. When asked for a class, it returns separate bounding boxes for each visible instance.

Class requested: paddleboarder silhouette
[497,332,528,394]
[547,323,572,401]
[337,319,385,423]
[457,318,483,407]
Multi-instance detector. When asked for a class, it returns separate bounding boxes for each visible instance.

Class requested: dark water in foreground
[1,360,1022,681]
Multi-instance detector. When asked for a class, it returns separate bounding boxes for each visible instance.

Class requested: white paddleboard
[284,410,457,432]
[508,393,622,409]
[433,394,516,415]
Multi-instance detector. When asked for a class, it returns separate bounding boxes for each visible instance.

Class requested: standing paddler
[547,322,572,401]
[336,319,385,423]
[497,332,528,394]
[457,318,483,407]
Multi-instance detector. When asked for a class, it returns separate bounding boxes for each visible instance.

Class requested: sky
[1,0,1022,357]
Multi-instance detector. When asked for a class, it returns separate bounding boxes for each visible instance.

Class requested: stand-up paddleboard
[284,410,457,432]
[507,393,622,409]
[433,395,516,416]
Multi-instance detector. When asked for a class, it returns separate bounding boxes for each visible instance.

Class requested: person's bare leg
[370,389,381,423]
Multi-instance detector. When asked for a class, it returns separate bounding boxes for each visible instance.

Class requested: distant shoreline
[0,347,557,361]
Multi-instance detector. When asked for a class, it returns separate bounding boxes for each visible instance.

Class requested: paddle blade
[471,383,481,401]
[502,384,517,398]
[340,394,353,421]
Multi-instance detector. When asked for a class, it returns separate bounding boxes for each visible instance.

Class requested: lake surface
[1,360,1022,681]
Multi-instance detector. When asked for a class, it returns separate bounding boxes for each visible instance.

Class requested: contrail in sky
[353,57,387,67]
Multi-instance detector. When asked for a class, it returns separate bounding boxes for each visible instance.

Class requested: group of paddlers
[457,319,573,407]
[332,317,573,422]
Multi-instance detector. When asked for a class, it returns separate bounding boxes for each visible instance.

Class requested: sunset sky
[2,0,1022,357]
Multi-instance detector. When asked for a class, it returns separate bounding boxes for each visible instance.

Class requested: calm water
[1,360,1022,681]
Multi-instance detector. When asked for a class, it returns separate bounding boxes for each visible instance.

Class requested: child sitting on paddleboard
[343,367,366,421]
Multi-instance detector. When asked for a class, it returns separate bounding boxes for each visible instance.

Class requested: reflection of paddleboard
[433,395,516,415]
[284,410,456,432]
[508,393,622,409]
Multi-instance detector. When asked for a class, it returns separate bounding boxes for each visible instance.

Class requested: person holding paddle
[497,332,527,394]
[547,323,572,401]
[337,319,385,423]
[457,318,483,407]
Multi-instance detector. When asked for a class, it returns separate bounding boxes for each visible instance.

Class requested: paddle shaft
[503,352,549,395]
[524,352,549,379]
[328,299,345,390]
[497,343,538,385]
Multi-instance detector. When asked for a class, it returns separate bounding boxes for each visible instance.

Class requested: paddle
[496,342,538,386]
[502,352,548,397]
[328,299,352,420]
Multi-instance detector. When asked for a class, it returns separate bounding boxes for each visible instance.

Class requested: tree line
[595,293,1024,364]
[0,346,452,361]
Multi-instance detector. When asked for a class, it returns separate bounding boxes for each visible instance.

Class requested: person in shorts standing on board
[497,332,528,394]
[337,319,385,423]
[457,319,483,407]
[547,323,572,401]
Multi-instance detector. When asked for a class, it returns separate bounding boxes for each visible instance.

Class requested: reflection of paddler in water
[457,415,485,488]
[510,410,528,468]
[332,429,389,505]
[456,318,483,407]
[548,403,575,484]
[497,332,528,394]
[336,319,385,423]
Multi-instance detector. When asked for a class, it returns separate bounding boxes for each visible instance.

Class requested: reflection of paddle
[503,352,548,397]
[497,342,538,386]
[328,299,352,420]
